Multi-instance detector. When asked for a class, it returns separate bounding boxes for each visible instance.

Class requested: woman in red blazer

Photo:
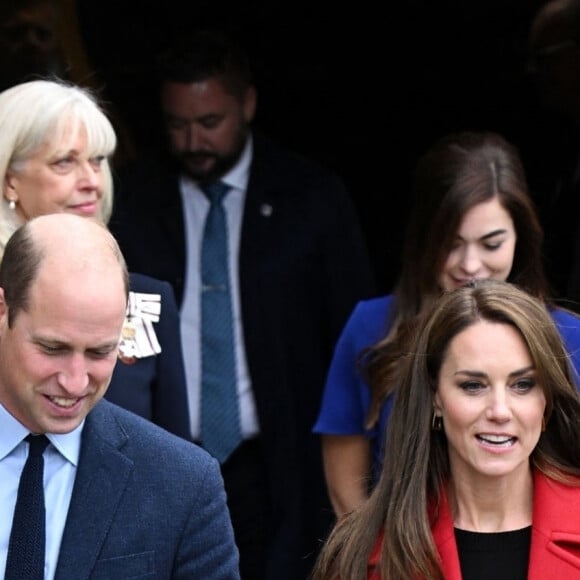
[314,281,580,580]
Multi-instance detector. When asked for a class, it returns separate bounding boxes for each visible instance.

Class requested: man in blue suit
[0,214,239,579]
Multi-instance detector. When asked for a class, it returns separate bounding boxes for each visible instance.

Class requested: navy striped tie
[5,434,50,580]
[200,181,242,463]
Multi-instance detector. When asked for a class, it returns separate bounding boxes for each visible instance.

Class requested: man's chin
[181,161,220,182]
[178,149,242,183]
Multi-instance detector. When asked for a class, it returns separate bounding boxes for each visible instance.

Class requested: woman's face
[434,320,546,485]
[438,198,517,291]
[4,125,105,222]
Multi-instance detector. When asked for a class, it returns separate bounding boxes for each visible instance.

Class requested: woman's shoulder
[368,530,384,579]
[350,295,396,326]
[550,304,580,324]
[129,272,174,296]
[533,470,580,529]
[535,470,580,492]
[340,295,396,347]
[549,306,580,352]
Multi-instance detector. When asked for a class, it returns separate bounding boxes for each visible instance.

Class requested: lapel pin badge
[260,203,273,217]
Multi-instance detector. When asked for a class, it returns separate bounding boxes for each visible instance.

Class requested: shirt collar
[0,403,83,466]
[221,133,252,193]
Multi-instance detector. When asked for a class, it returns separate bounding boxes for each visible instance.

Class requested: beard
[176,127,249,184]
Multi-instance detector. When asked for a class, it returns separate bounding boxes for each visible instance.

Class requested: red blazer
[369,471,580,579]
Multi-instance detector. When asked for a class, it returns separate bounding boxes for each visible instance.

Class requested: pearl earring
[8,199,16,211]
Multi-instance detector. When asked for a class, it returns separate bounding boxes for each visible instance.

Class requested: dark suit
[107,272,190,438]
[54,400,239,579]
[110,135,376,578]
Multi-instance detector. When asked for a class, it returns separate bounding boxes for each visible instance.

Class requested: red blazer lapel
[528,470,580,579]
[431,490,463,580]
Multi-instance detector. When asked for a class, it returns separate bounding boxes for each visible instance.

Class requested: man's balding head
[0,214,128,326]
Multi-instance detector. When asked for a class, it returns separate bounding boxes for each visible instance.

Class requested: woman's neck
[448,466,534,532]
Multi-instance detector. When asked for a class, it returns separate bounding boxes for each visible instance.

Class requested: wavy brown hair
[363,131,549,428]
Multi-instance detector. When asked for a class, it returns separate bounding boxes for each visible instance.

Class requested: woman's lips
[68,201,98,216]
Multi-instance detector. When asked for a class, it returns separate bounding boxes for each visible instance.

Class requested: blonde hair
[0,79,116,256]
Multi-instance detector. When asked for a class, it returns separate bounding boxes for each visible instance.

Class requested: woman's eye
[459,380,484,393]
[512,378,536,392]
[89,155,106,169]
[484,241,502,251]
[53,157,74,169]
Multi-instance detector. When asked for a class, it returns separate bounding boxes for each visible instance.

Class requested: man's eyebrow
[31,336,119,350]
[32,335,68,346]
[87,342,120,352]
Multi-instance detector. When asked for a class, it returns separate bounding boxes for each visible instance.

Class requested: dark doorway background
[77,0,558,294]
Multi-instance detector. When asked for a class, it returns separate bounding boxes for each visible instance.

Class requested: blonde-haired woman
[0,79,190,438]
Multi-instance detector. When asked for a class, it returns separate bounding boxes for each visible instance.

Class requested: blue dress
[314,295,580,476]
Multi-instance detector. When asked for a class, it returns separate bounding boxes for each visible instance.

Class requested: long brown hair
[363,131,549,428]
[314,281,580,580]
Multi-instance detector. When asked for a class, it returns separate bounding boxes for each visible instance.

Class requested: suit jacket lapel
[133,172,187,304]
[159,187,186,261]
[239,138,276,277]
[54,402,134,580]
[238,136,279,368]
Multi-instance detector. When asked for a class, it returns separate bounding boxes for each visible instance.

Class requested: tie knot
[201,181,230,204]
[25,434,49,457]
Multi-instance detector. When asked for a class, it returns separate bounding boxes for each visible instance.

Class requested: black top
[455,526,531,580]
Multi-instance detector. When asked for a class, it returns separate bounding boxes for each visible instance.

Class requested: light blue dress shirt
[0,404,82,580]
[179,136,260,440]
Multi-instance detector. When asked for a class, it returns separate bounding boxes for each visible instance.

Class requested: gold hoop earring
[432,413,443,431]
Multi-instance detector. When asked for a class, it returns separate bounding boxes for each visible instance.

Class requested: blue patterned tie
[5,434,50,580]
[200,181,242,463]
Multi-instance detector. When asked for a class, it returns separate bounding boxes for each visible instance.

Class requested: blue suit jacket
[107,272,190,439]
[54,400,239,579]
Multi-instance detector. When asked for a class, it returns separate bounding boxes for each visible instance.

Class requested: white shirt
[0,403,82,580]
[180,136,259,440]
